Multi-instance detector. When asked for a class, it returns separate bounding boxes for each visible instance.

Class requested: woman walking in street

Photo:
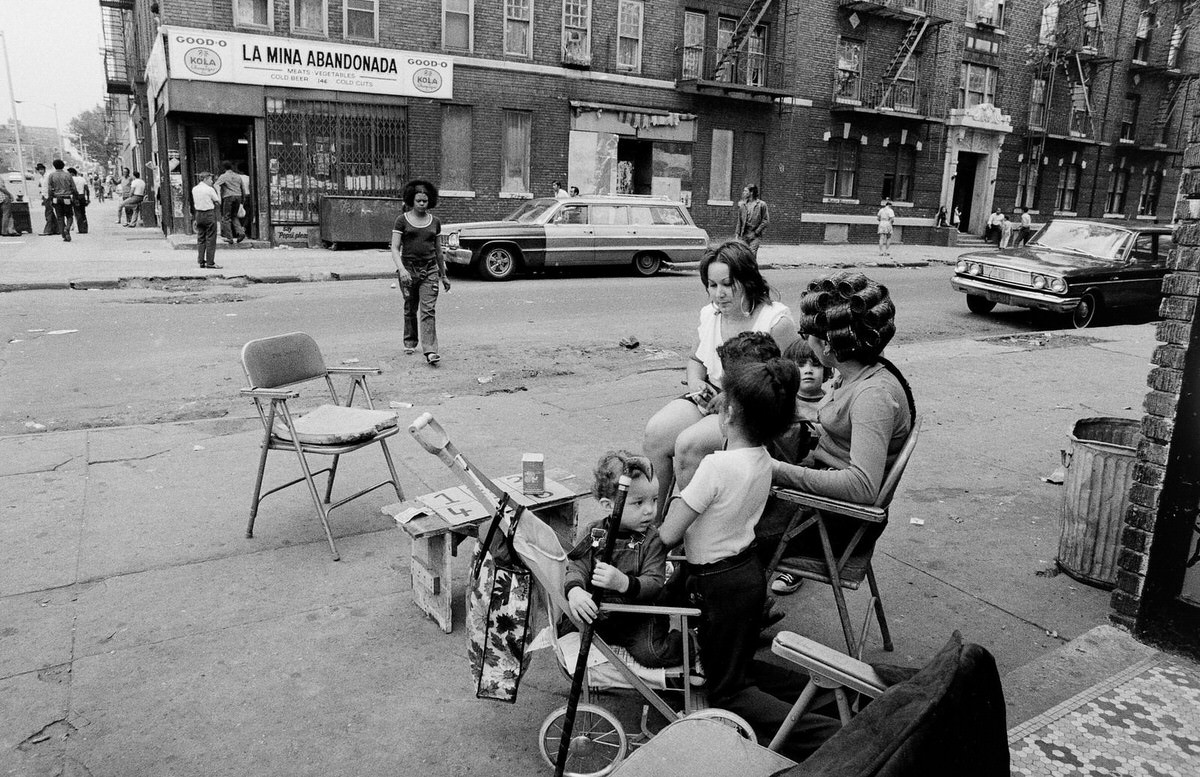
[390,179,451,366]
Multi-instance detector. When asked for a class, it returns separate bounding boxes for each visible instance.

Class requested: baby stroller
[408,414,755,776]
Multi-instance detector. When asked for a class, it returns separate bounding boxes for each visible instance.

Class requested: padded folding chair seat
[271,404,399,445]
[777,552,872,589]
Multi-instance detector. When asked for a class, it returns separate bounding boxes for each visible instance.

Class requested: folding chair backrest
[241,332,328,389]
[873,415,922,509]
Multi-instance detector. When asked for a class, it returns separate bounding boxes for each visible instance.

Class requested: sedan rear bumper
[950,276,1079,314]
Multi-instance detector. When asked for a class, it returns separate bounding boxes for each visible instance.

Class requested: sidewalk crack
[0,456,78,477]
[89,448,171,466]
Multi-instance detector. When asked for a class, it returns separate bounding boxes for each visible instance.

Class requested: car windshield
[503,199,558,223]
[1028,221,1133,260]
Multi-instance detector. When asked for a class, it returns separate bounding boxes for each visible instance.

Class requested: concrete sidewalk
[2,308,1197,774]
[0,215,967,291]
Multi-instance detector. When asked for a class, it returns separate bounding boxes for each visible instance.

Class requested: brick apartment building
[100,0,1200,246]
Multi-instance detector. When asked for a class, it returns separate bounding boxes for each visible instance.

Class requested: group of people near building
[985,207,1035,248]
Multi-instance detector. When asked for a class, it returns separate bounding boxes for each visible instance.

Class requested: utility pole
[0,30,28,200]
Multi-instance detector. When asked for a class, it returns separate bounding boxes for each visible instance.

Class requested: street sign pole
[0,31,28,198]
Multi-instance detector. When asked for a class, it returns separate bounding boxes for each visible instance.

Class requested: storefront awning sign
[161,25,452,99]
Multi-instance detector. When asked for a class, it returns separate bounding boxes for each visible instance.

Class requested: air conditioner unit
[562,29,591,66]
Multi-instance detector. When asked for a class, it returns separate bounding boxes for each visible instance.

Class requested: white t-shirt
[694,300,792,385]
[678,446,772,565]
[130,178,146,197]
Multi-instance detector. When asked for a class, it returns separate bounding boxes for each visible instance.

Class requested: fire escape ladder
[880,17,930,104]
[99,1,133,95]
[710,0,774,80]
[1153,78,1184,134]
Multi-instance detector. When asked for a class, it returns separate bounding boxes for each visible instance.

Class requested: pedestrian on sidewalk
[69,168,90,234]
[390,179,451,366]
[735,184,769,259]
[0,178,16,236]
[877,199,896,255]
[36,163,58,236]
[114,168,131,225]
[237,164,253,239]
[191,171,222,270]
[45,160,77,242]
[216,161,246,243]
[1017,207,1034,245]
[121,172,146,227]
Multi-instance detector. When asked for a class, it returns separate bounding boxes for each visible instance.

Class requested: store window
[501,110,532,195]
[234,0,271,28]
[345,0,377,41]
[1121,95,1140,141]
[960,62,997,108]
[709,129,733,202]
[836,39,864,101]
[562,0,592,66]
[1055,161,1080,212]
[442,105,473,192]
[292,0,326,34]
[1015,158,1039,210]
[825,139,858,198]
[444,0,472,51]
[265,98,407,224]
[682,12,705,80]
[505,0,532,57]
[617,1,644,72]
[882,145,915,202]
[1106,158,1130,213]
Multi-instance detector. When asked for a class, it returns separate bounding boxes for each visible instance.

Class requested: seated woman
[644,239,798,514]
[771,271,915,563]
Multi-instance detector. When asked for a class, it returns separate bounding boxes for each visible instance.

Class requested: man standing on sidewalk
[192,171,222,269]
[216,161,245,244]
[36,163,57,236]
[45,160,77,242]
[735,183,769,259]
[69,167,90,234]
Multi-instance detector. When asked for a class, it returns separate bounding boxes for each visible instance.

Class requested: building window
[716,18,736,81]
[1030,78,1048,128]
[1069,82,1091,135]
[960,62,997,108]
[970,0,1005,28]
[1133,12,1154,61]
[825,139,858,198]
[1139,168,1163,215]
[1121,94,1140,141]
[893,57,918,111]
[745,25,767,87]
[444,0,473,51]
[1055,161,1080,211]
[836,39,864,101]
[682,11,705,80]
[234,0,271,28]
[562,0,592,66]
[1106,158,1130,213]
[504,0,532,57]
[1082,1,1102,50]
[1168,23,1185,68]
[709,129,734,201]
[442,105,473,192]
[882,145,916,201]
[345,0,377,40]
[738,131,765,193]
[501,110,532,194]
[1038,1,1058,45]
[617,0,644,73]
[1016,159,1040,210]
[291,0,326,34]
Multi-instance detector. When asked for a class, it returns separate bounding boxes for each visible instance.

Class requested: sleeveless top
[393,212,441,264]
[695,300,793,385]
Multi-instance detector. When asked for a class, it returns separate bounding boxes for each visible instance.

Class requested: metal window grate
[265,99,407,224]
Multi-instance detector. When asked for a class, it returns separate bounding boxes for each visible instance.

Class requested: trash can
[1056,417,1142,589]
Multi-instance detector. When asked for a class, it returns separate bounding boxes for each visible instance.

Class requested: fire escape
[830,0,950,121]
[675,0,794,101]
[1129,0,1200,151]
[99,0,135,153]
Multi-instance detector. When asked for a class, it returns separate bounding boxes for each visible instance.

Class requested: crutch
[408,412,507,510]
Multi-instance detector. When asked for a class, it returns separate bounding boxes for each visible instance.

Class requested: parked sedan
[950,219,1173,327]
[442,195,710,281]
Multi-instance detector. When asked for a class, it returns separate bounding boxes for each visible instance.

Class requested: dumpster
[319,195,403,249]
[9,201,32,234]
[1056,417,1142,589]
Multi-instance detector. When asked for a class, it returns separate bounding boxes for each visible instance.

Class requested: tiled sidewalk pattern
[1009,656,1200,777]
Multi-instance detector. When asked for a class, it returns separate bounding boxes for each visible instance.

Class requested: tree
[68,105,121,170]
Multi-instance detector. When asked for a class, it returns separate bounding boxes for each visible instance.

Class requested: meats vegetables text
[243,44,399,73]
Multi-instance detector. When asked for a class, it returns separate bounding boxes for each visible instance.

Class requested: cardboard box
[522,453,545,495]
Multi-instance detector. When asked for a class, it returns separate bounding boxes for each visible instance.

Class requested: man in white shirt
[35,163,57,236]
[1018,208,1034,245]
[122,172,147,227]
[69,167,90,234]
[191,171,222,269]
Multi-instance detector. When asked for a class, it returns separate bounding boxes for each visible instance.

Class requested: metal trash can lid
[1071,417,1141,453]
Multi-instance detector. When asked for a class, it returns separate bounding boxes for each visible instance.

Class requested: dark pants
[195,210,218,266]
[0,201,13,235]
[402,260,440,354]
[221,196,244,240]
[42,197,58,235]
[73,196,89,234]
[51,197,73,240]
[597,612,683,668]
[1018,226,1033,245]
[686,550,840,761]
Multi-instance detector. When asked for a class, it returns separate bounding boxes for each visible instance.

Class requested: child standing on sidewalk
[565,451,683,668]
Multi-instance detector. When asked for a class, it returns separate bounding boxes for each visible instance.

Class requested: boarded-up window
[442,106,473,192]
[709,129,734,201]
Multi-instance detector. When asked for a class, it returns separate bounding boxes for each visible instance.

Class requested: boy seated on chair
[565,451,684,668]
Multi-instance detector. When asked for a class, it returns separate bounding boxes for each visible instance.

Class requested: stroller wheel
[682,708,757,741]
[538,703,628,777]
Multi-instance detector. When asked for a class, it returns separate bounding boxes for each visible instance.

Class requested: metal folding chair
[240,332,405,560]
[766,417,922,658]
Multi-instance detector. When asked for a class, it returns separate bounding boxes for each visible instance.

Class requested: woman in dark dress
[390,180,451,365]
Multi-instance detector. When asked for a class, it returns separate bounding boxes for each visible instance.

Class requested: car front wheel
[632,252,663,277]
[966,294,997,314]
[478,244,519,281]
[1071,292,1101,328]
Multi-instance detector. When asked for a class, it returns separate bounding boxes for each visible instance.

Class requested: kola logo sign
[184,47,221,76]
[412,68,442,93]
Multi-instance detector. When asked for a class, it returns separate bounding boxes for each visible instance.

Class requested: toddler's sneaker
[771,572,803,595]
